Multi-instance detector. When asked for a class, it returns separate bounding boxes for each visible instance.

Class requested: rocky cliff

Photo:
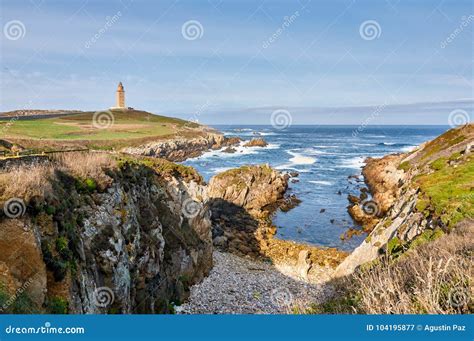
[207,165,346,269]
[0,154,212,313]
[121,133,238,162]
[335,124,473,277]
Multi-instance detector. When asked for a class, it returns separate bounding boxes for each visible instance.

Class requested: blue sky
[1,0,473,124]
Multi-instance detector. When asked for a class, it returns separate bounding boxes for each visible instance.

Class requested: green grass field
[0,109,201,150]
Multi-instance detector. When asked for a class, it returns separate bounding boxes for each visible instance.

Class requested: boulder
[213,236,228,248]
[222,147,237,153]
[243,138,268,147]
[296,250,312,280]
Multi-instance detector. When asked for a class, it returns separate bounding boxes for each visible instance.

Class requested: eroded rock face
[335,126,473,277]
[0,219,48,310]
[362,155,406,214]
[0,161,212,314]
[205,165,288,257]
[206,165,347,268]
[208,165,287,217]
[335,188,419,278]
[121,133,238,162]
[347,154,406,231]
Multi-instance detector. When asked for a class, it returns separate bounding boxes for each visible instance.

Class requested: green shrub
[0,286,38,314]
[55,237,72,259]
[387,237,404,256]
[430,157,446,171]
[75,178,97,193]
[45,205,56,215]
[398,161,410,172]
[48,297,69,314]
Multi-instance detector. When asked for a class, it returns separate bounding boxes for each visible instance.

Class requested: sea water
[183,125,448,251]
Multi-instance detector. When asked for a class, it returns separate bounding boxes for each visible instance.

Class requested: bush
[48,297,69,314]
[0,286,38,314]
[430,157,446,171]
[75,178,97,193]
[397,161,410,172]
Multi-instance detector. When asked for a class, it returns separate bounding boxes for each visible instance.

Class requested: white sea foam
[400,145,418,152]
[275,150,316,171]
[302,148,330,155]
[338,156,366,169]
[275,165,311,172]
[313,145,339,148]
[353,143,375,146]
[266,143,280,149]
[308,180,332,185]
[212,167,233,173]
[287,151,316,165]
[188,140,280,161]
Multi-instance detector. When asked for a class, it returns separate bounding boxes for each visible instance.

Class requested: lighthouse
[111,82,126,109]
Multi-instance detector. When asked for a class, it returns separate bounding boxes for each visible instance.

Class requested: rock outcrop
[122,133,239,162]
[335,124,474,278]
[208,164,287,218]
[0,156,212,313]
[207,164,346,267]
[243,138,268,148]
[347,154,406,231]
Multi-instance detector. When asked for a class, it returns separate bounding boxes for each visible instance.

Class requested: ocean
[183,125,449,251]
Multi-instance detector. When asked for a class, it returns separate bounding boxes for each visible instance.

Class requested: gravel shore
[177,251,334,314]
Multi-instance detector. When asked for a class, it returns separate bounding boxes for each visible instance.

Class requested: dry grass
[0,164,54,202]
[0,152,117,203]
[315,222,473,314]
[52,152,116,189]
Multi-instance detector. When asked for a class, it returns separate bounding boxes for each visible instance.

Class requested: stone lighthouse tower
[115,82,126,109]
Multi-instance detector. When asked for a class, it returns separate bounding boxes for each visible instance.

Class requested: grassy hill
[0,109,202,151]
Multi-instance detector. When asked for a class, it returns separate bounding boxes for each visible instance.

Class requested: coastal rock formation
[0,154,212,313]
[243,138,268,148]
[208,164,287,217]
[335,124,474,277]
[346,154,406,231]
[207,164,346,268]
[122,133,239,162]
[206,165,287,257]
